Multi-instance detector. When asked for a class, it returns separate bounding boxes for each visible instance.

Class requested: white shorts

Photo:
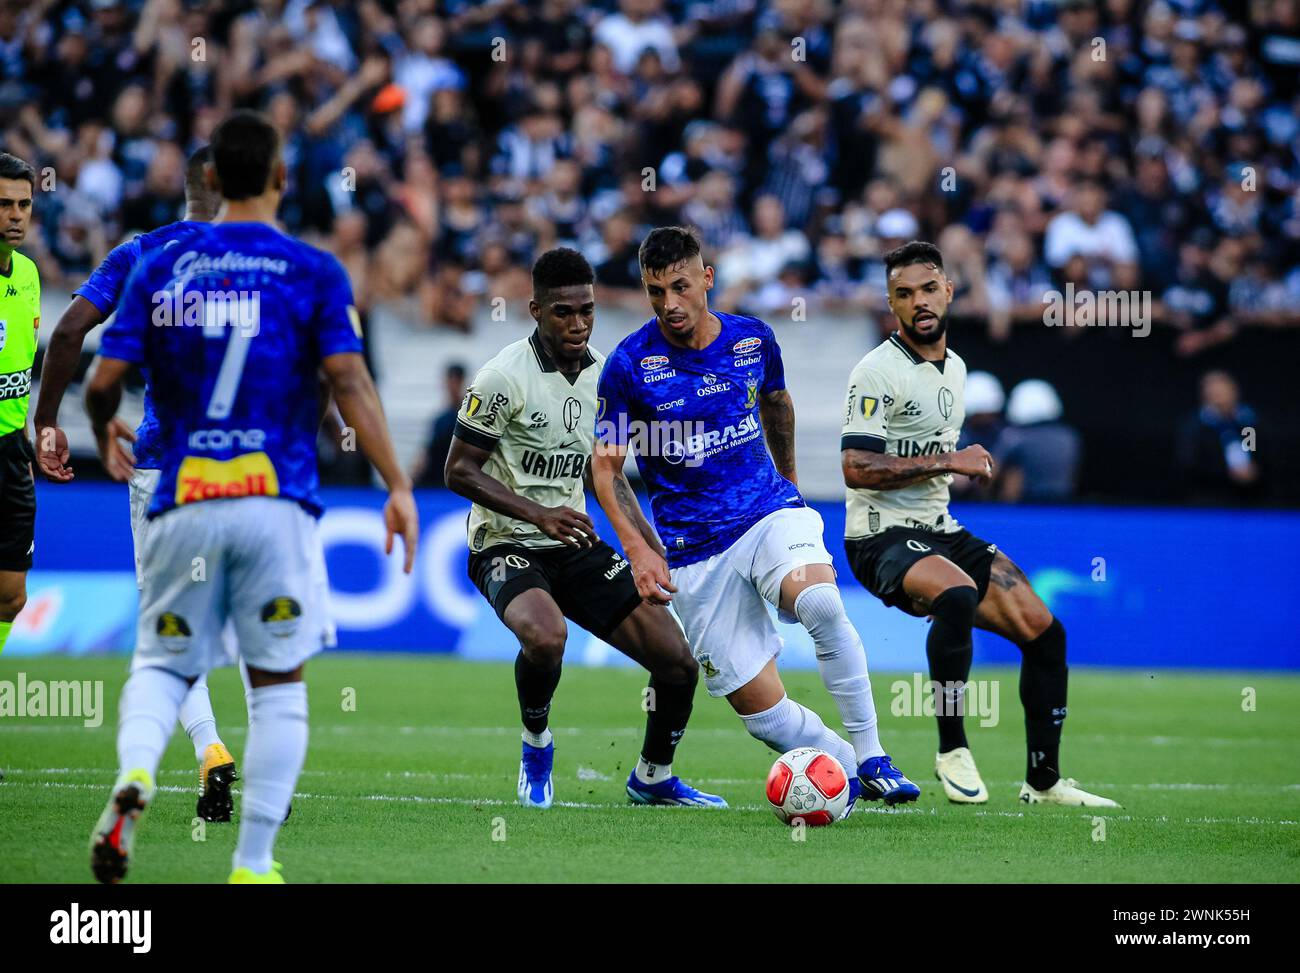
[129,469,336,648]
[669,505,834,697]
[133,497,330,679]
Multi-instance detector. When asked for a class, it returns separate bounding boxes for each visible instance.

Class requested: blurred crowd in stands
[3,0,1297,355]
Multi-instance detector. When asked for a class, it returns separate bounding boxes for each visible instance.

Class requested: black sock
[926,586,978,753]
[641,672,695,768]
[1020,618,1068,790]
[515,650,562,736]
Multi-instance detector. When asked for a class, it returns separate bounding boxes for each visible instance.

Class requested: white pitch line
[7,778,1297,826]
[9,768,1299,793]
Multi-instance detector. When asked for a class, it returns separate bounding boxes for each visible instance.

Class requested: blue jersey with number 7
[98,222,364,519]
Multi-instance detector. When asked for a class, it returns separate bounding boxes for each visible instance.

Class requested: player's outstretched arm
[591,442,674,605]
[759,388,798,484]
[83,355,137,483]
[34,295,106,481]
[321,351,418,573]
[445,436,596,548]
[842,444,994,491]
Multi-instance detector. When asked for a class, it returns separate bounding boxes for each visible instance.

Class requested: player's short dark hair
[531,247,594,297]
[209,110,281,201]
[638,225,702,276]
[0,152,36,189]
[883,241,945,278]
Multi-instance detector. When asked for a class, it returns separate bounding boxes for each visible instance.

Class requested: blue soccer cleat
[858,755,921,806]
[625,771,728,807]
[839,776,863,820]
[517,740,554,808]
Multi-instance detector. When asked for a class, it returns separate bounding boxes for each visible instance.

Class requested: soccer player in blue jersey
[82,111,418,883]
[591,226,919,809]
[34,147,255,823]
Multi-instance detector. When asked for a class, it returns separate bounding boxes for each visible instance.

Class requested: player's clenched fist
[948,444,994,481]
[383,487,419,574]
[535,505,596,547]
[626,543,677,606]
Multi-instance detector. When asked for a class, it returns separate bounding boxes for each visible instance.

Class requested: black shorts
[0,429,35,572]
[846,526,998,614]
[467,540,643,641]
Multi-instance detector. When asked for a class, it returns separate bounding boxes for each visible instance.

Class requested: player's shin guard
[793,583,884,762]
[179,673,223,761]
[740,695,858,781]
[926,586,978,753]
[515,650,562,737]
[1019,617,1068,791]
[234,682,308,875]
[117,667,191,779]
[640,669,695,776]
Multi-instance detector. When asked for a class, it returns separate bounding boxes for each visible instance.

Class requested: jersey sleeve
[313,251,365,358]
[74,236,142,316]
[760,323,786,394]
[841,358,896,453]
[453,365,519,451]
[594,349,634,447]
[96,258,152,365]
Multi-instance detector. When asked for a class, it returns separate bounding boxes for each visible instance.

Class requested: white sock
[522,727,553,749]
[635,756,671,785]
[117,667,191,781]
[795,583,885,762]
[740,696,858,778]
[179,673,223,762]
[234,682,308,874]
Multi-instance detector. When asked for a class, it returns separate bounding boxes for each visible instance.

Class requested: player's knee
[0,589,26,622]
[1020,616,1065,664]
[518,625,567,668]
[652,650,698,687]
[793,582,853,649]
[1014,606,1056,647]
[930,585,978,629]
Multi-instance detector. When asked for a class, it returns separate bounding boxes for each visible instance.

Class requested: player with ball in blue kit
[591,226,919,810]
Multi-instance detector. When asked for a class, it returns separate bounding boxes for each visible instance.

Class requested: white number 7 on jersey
[203,311,254,420]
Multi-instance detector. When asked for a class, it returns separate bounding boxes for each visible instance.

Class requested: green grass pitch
[3,655,1297,883]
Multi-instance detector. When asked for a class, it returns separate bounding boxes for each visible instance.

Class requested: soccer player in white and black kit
[840,241,1118,807]
[446,248,724,809]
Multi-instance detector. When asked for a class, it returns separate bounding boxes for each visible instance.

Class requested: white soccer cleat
[1019,778,1120,808]
[935,747,988,804]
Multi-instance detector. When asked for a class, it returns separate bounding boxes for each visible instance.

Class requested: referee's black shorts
[0,429,35,571]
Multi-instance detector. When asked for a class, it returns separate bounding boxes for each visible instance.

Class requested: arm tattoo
[760,389,797,480]
[843,450,951,490]
[615,471,664,556]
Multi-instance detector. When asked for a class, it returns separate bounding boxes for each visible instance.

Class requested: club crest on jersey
[175,452,279,505]
[938,387,954,419]
[640,354,670,371]
[744,378,759,409]
[860,396,879,418]
[563,397,582,432]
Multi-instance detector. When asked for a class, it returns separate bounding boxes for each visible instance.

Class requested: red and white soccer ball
[765,747,851,826]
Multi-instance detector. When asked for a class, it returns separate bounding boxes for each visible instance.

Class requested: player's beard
[901,308,949,345]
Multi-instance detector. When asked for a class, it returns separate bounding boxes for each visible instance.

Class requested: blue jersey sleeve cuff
[73,283,116,317]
